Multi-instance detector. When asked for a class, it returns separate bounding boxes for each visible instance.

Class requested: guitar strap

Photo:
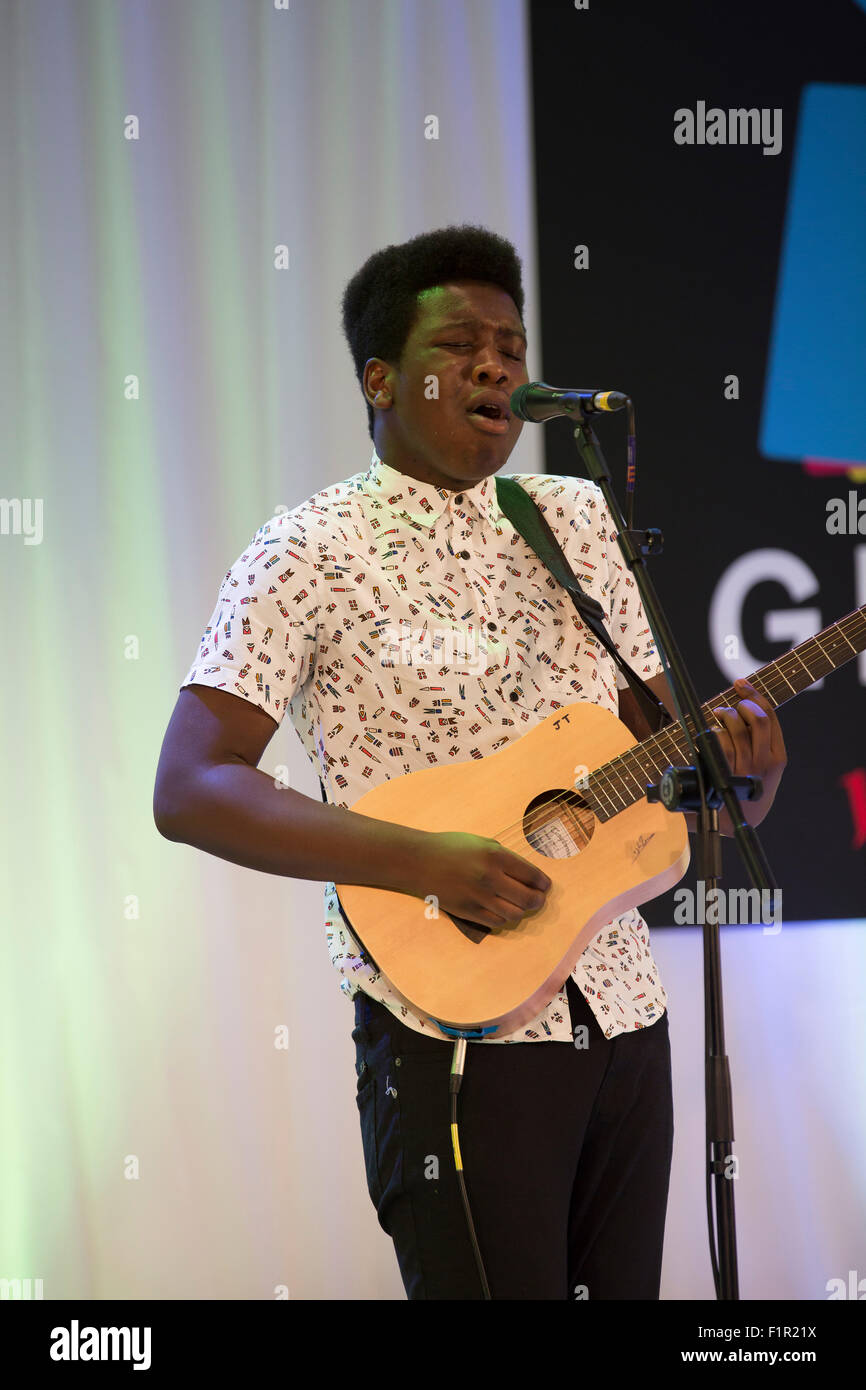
[495,474,671,734]
[317,474,670,803]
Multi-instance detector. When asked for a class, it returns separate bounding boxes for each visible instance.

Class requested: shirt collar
[363,450,502,534]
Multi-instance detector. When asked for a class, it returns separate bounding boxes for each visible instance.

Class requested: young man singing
[154,224,786,1299]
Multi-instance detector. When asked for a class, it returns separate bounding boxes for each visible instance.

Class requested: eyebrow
[435,318,527,346]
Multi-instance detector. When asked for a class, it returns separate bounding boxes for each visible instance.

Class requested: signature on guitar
[631,832,656,862]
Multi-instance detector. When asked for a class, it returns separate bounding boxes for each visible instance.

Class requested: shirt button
[459,549,470,559]
[487,621,497,631]
[510,690,520,702]
[454,494,463,504]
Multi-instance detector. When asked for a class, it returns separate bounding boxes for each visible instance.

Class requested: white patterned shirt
[181,451,668,1041]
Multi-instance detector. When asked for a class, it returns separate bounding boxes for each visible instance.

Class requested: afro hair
[340,224,525,441]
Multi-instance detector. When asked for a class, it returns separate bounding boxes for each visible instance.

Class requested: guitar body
[336,700,690,1039]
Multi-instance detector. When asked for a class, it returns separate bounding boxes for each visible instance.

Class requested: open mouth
[467,402,510,434]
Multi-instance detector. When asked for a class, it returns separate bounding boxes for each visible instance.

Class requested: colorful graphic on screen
[760,83,866,479]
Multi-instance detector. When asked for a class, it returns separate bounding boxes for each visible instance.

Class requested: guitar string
[480,610,866,852]
[376,611,866,860]
[489,625,865,852]
[411,605,866,848]
[507,615,864,841]
[505,714,834,853]
[505,667,827,847]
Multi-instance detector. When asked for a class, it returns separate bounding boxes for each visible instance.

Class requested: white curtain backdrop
[1,0,862,1301]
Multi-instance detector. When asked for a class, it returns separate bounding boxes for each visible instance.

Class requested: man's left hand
[712,678,787,826]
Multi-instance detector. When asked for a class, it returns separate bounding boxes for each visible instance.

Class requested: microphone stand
[570,408,778,1301]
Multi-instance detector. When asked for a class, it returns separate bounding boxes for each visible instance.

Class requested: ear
[362,358,393,411]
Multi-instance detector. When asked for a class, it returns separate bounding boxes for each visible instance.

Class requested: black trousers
[352,977,674,1300]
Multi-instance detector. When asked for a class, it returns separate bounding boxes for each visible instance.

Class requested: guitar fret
[801,639,834,680]
[602,771,628,813]
[618,764,647,805]
[643,743,667,774]
[585,774,617,821]
[826,627,857,656]
[793,650,816,685]
[764,663,795,696]
[595,769,620,814]
[622,748,652,796]
[614,747,661,808]
[781,649,814,690]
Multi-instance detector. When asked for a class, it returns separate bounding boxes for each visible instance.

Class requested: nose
[471,354,508,385]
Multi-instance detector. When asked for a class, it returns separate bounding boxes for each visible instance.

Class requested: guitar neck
[585,604,866,822]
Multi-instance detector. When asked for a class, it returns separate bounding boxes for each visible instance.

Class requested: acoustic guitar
[336,604,866,1038]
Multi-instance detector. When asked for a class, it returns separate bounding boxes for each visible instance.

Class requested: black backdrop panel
[528,0,865,921]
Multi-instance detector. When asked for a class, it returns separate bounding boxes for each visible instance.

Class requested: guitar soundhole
[522,789,596,859]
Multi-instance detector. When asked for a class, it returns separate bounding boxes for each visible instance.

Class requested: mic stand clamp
[621,526,664,557]
[646,766,762,814]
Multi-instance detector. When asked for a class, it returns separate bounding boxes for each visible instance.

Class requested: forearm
[155,759,430,892]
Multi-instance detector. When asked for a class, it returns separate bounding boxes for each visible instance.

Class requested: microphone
[510,382,629,423]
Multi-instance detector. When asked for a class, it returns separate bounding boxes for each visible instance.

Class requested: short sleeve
[598,493,663,690]
[180,515,319,725]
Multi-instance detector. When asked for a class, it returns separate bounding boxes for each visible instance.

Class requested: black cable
[625,398,636,532]
[449,1038,491,1299]
[705,907,722,1300]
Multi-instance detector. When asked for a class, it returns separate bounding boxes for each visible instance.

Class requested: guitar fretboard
[583,604,866,822]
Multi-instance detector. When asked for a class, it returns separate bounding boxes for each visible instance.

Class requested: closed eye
[440,343,523,361]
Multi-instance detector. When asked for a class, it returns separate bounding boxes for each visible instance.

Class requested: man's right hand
[154,687,553,919]
[413,830,552,930]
